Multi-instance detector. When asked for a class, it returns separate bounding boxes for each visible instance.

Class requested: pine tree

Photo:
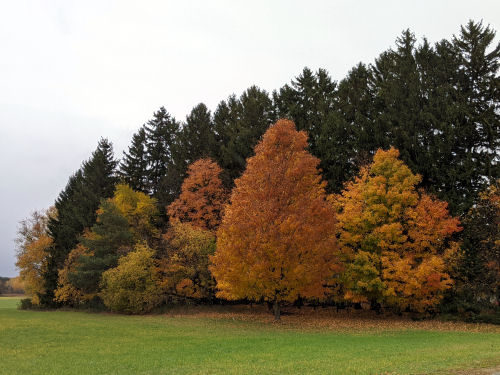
[322,63,378,193]
[69,200,133,295]
[214,86,275,184]
[119,127,149,193]
[274,68,343,192]
[180,103,217,165]
[450,20,500,213]
[144,107,181,207]
[44,139,118,305]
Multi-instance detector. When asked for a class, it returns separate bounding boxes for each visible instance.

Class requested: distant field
[0,297,499,375]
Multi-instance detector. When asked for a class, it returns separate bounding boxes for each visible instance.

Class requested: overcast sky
[1,0,499,277]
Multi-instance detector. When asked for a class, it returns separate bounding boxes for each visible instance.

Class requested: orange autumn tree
[334,148,461,313]
[210,119,340,320]
[167,158,227,231]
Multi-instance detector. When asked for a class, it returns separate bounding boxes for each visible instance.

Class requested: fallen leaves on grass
[160,304,500,333]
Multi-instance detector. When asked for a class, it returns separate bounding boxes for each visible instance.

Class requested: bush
[18,298,34,310]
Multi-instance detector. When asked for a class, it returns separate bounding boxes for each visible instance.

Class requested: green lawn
[0,297,498,375]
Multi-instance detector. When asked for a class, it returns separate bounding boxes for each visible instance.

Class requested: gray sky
[1,0,499,277]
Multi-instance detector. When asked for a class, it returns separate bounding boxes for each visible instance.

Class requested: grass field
[0,297,499,375]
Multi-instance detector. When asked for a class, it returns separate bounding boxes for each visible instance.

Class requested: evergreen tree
[450,20,500,213]
[274,68,344,191]
[69,200,134,295]
[370,30,433,185]
[452,181,500,313]
[214,86,275,183]
[119,127,149,193]
[320,63,379,193]
[144,107,181,208]
[180,103,217,165]
[274,68,336,151]
[44,139,118,305]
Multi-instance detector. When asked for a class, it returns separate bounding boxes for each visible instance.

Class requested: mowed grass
[0,297,499,375]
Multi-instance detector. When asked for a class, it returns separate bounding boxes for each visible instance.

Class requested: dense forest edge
[9,21,499,323]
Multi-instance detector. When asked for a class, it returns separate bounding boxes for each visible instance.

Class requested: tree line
[15,21,499,320]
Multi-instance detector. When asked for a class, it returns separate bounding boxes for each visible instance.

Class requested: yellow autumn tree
[158,220,216,301]
[100,243,162,314]
[211,119,340,320]
[15,208,56,305]
[111,183,159,243]
[334,148,461,312]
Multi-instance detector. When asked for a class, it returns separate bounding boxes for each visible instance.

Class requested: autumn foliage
[15,208,56,305]
[54,244,91,305]
[100,243,162,314]
[334,148,461,312]
[111,184,160,243]
[159,220,216,300]
[167,159,227,231]
[211,119,340,319]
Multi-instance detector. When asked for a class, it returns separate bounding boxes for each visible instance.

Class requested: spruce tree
[69,200,134,295]
[144,107,181,208]
[214,86,275,183]
[450,20,500,213]
[180,103,217,165]
[119,127,148,193]
[44,139,118,305]
[274,68,341,191]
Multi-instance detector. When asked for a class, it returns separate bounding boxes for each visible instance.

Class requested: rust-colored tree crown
[167,158,227,231]
[211,119,340,310]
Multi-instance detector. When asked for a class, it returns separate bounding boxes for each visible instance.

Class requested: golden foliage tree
[210,119,340,320]
[167,158,227,231]
[334,148,461,312]
[54,243,92,305]
[158,220,216,300]
[111,183,159,243]
[100,243,162,314]
[15,208,56,305]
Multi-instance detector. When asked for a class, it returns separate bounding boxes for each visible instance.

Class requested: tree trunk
[273,299,280,321]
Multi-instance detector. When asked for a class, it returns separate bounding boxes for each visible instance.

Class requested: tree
[159,221,216,301]
[453,181,500,311]
[111,184,159,244]
[334,148,461,312]
[45,138,117,305]
[144,107,182,207]
[119,127,149,193]
[180,103,217,165]
[210,120,340,320]
[449,20,500,213]
[53,244,90,305]
[100,243,162,314]
[69,200,133,296]
[15,208,56,305]
[274,67,336,154]
[167,159,227,231]
[214,86,276,183]
[58,185,158,304]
